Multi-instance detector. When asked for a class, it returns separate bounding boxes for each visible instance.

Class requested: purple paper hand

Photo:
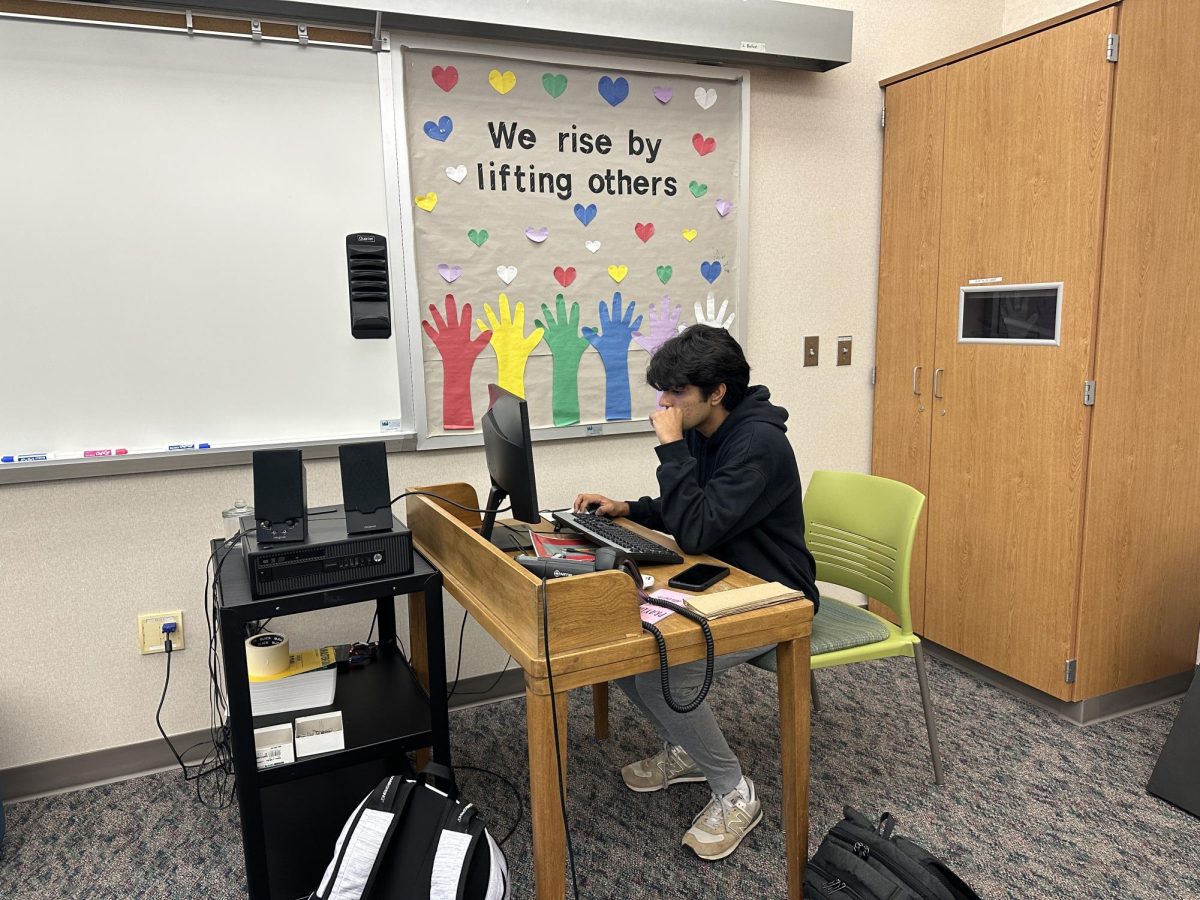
[633,296,683,354]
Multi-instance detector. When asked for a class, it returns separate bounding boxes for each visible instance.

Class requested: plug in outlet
[138,611,184,654]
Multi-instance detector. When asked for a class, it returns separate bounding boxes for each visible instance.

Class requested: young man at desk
[574,324,820,861]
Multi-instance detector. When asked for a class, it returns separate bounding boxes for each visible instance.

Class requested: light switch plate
[804,336,819,366]
[837,336,852,366]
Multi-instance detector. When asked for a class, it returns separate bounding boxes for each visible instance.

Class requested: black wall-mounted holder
[346,233,391,339]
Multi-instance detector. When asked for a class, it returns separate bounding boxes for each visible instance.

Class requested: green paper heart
[689,180,708,198]
[468,228,489,247]
[542,73,568,99]
[656,265,673,285]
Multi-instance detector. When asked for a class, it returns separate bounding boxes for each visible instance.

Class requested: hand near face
[649,406,685,444]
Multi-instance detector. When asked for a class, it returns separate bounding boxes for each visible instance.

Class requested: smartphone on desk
[667,562,730,592]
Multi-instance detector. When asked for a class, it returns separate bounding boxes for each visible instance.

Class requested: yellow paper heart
[608,264,629,283]
[682,228,698,242]
[488,69,517,94]
[415,192,438,212]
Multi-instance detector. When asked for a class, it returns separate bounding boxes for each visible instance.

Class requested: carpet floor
[0,654,1195,898]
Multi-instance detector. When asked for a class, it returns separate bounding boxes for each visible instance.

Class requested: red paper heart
[634,222,655,243]
[553,266,577,287]
[432,65,459,92]
[692,133,716,156]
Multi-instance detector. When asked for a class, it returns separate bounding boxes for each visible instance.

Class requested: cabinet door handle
[912,365,923,396]
[933,367,944,399]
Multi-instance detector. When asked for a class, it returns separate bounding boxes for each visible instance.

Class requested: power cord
[540,574,581,900]
[455,764,525,846]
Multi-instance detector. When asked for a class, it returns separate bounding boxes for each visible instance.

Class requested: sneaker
[681,776,763,861]
[621,743,707,793]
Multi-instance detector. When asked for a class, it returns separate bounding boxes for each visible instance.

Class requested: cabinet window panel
[958,284,1062,345]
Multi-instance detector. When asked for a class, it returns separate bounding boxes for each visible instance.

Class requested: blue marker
[2,452,54,463]
[167,442,211,451]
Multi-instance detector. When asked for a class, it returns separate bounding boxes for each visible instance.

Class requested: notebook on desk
[683,582,806,618]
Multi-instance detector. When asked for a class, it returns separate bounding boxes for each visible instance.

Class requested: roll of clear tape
[245,632,290,678]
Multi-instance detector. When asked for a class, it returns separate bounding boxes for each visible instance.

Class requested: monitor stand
[478,484,535,553]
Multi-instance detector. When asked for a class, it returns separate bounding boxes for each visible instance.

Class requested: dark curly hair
[645,324,751,410]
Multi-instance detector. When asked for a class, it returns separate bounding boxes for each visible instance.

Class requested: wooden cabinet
[872,0,1200,703]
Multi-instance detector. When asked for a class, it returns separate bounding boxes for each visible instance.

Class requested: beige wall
[1003,0,1087,33]
[0,1,1008,774]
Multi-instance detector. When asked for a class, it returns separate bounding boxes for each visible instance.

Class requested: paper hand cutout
[476,293,544,398]
[535,294,591,426]
[681,292,736,331]
[582,292,643,421]
[422,294,493,430]
[633,298,683,354]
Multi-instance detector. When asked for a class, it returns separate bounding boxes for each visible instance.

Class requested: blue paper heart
[597,76,630,107]
[423,116,453,142]
[574,203,598,226]
[700,260,723,284]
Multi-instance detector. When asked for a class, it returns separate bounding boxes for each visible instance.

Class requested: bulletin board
[393,42,749,447]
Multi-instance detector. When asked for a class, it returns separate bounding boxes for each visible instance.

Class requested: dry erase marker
[167,442,211,451]
[83,448,128,457]
[2,452,55,463]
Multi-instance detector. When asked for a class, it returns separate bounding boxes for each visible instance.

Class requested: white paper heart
[694,87,717,110]
[445,164,468,183]
[497,265,518,285]
[584,240,601,254]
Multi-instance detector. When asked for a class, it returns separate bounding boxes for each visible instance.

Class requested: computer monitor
[480,383,539,550]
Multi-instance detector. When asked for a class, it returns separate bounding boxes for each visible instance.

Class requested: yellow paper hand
[477,293,545,397]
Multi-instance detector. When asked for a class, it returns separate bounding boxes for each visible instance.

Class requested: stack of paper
[249,667,337,717]
[683,582,806,618]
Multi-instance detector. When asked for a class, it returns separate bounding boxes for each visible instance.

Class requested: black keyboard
[551,511,684,565]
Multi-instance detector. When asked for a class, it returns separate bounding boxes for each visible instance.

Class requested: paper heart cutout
[445,165,467,183]
[467,228,488,247]
[423,116,453,142]
[585,240,601,254]
[437,263,462,283]
[574,203,597,226]
[694,87,717,110]
[598,75,630,106]
[682,228,698,242]
[415,192,438,212]
[608,264,629,283]
[497,265,518,285]
[715,199,733,217]
[542,72,568,98]
[692,133,716,156]
[689,180,708,198]
[431,65,458,92]
[656,265,673,284]
[653,86,674,104]
[634,222,655,243]
[553,266,577,288]
[488,69,517,94]
[526,226,549,243]
[700,260,722,284]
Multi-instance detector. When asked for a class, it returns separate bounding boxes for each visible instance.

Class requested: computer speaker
[339,441,393,534]
[346,233,391,339]
[252,448,308,543]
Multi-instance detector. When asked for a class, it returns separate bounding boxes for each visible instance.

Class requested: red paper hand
[422,294,493,429]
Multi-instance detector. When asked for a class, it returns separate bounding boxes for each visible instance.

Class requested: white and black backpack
[311,763,509,900]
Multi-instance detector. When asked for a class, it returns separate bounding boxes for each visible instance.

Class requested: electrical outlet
[138,610,184,654]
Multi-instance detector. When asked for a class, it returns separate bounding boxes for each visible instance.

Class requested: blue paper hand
[582,292,643,421]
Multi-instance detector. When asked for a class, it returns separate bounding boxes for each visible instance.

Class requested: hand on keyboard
[572,492,630,519]
[553,509,683,565]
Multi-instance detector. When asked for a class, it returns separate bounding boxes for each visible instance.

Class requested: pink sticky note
[640,603,674,625]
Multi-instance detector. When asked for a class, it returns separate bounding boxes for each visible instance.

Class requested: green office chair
[750,470,944,784]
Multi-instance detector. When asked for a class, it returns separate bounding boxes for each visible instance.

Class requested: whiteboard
[0,20,407,462]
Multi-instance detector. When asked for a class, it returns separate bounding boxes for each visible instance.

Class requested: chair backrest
[803,471,926,636]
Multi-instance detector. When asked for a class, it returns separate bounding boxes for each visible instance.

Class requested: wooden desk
[405,483,813,899]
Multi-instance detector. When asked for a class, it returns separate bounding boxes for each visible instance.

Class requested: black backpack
[805,807,982,900]
[311,763,509,900]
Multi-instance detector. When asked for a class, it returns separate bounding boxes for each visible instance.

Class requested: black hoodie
[625,386,820,610]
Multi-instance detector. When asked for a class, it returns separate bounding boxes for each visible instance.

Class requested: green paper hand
[476,293,544,398]
[535,294,590,426]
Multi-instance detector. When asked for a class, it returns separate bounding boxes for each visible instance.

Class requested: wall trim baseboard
[0,667,526,804]
[925,641,1191,725]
